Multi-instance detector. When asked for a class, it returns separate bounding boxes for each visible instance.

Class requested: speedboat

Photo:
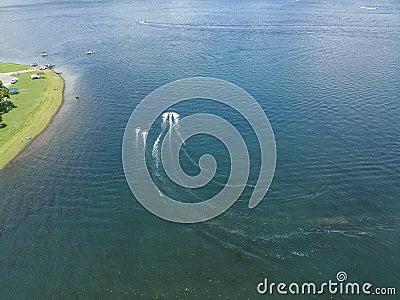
[41,52,48,57]
[86,51,93,55]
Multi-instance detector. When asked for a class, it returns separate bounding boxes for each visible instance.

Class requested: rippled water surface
[0,0,399,298]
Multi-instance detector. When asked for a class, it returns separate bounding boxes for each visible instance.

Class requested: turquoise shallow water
[0,0,399,298]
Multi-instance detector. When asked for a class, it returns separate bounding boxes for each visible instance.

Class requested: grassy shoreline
[0,63,65,170]
[0,62,31,73]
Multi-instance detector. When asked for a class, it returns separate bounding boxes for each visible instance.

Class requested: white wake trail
[152,126,168,168]
[153,110,181,169]
[135,127,141,143]
[142,130,148,147]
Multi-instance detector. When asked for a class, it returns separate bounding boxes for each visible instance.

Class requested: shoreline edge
[0,64,65,170]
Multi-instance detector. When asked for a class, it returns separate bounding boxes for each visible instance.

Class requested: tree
[0,80,16,128]
[0,80,9,100]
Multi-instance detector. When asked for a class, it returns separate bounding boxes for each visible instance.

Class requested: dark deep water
[0,0,399,298]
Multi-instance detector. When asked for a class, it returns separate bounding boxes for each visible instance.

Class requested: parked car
[11,78,18,84]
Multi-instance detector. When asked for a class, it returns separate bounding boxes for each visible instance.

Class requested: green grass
[0,62,31,73]
[0,69,64,169]
[0,73,47,144]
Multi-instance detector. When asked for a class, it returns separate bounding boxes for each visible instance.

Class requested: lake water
[0,0,399,298]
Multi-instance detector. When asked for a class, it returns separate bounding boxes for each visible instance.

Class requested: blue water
[0,0,399,298]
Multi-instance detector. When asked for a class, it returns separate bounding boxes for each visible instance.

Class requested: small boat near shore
[41,52,48,57]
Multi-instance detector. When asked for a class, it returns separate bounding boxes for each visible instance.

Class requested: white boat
[86,51,93,55]
[41,52,48,57]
